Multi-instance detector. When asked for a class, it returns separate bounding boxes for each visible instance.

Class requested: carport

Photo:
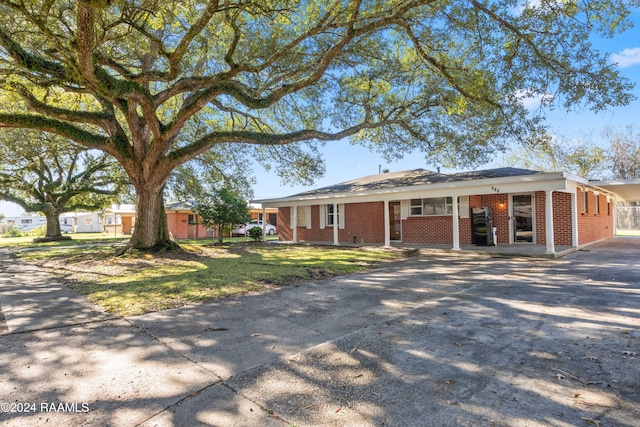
[591,178,640,233]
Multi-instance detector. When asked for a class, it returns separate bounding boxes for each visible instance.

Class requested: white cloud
[513,89,554,109]
[610,47,640,68]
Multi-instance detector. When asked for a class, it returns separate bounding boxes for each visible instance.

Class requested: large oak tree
[0,0,635,250]
[0,130,126,238]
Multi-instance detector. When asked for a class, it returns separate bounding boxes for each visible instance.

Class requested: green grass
[617,229,640,236]
[0,232,279,248]
[0,232,130,248]
[14,242,401,316]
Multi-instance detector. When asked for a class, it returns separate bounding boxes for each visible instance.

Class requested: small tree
[195,189,250,244]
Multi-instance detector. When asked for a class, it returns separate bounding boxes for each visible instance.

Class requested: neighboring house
[1,214,48,232]
[257,167,640,255]
[165,200,212,240]
[249,203,278,228]
[165,201,277,239]
[102,204,136,236]
[71,211,103,233]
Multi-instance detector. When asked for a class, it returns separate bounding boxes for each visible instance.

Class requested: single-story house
[1,214,48,232]
[64,211,103,233]
[166,200,278,239]
[102,204,136,236]
[249,203,278,226]
[165,200,212,239]
[257,167,640,254]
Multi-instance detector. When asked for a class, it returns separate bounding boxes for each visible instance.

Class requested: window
[85,219,92,225]
[607,201,611,216]
[581,190,588,213]
[594,194,599,214]
[410,197,453,216]
[188,214,196,225]
[327,204,339,226]
[297,206,308,227]
[410,199,422,215]
[21,219,32,224]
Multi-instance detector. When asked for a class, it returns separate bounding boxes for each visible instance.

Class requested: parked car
[232,220,277,236]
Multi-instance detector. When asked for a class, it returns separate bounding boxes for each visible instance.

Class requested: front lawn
[617,229,640,236]
[15,242,402,316]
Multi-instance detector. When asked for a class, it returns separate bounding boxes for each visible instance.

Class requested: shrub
[0,224,21,237]
[247,226,263,242]
[0,224,47,238]
[28,226,47,237]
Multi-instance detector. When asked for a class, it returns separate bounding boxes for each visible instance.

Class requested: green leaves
[194,188,250,243]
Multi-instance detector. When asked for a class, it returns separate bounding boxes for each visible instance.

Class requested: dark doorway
[389,202,401,241]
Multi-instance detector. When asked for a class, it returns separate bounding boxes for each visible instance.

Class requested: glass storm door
[512,194,534,243]
[389,202,401,241]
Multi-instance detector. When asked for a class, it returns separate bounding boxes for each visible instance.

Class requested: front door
[511,194,534,243]
[389,202,401,241]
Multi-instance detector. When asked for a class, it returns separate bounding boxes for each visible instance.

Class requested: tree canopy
[0,0,635,250]
[504,132,608,179]
[606,125,640,180]
[0,129,127,238]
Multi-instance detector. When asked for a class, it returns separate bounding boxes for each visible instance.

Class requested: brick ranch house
[166,201,278,240]
[257,168,640,255]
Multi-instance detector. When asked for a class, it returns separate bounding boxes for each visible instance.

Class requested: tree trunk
[44,207,62,238]
[127,182,178,251]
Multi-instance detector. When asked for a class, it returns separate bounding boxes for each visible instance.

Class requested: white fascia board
[589,179,640,201]
[257,173,570,208]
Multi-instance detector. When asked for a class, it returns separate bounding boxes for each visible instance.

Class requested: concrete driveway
[0,238,638,426]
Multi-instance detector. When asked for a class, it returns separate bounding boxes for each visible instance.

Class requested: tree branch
[0,114,109,149]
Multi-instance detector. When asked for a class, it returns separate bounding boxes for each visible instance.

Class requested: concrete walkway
[1,238,639,426]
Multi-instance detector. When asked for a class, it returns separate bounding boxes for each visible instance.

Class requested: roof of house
[289,167,543,197]
[165,200,199,211]
[103,203,136,214]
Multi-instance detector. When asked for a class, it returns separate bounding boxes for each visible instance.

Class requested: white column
[333,206,339,246]
[571,191,579,247]
[545,190,555,254]
[262,207,267,242]
[292,206,298,243]
[384,200,390,248]
[452,196,460,250]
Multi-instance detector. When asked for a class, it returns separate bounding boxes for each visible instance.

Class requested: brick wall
[551,192,573,246]
[474,194,510,245]
[167,212,209,239]
[402,216,472,245]
[577,188,614,245]
[277,203,385,244]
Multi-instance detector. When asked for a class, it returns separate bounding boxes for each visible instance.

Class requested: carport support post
[571,192,579,246]
[262,207,267,242]
[545,190,555,254]
[452,195,460,250]
[333,207,339,246]
[384,200,391,248]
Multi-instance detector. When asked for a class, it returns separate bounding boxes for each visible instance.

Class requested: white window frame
[594,194,599,214]
[409,197,454,216]
[291,206,312,229]
[327,204,337,226]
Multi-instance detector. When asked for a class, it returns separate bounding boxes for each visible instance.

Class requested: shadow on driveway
[0,238,638,426]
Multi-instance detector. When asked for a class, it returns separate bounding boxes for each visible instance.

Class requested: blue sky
[2,9,640,217]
